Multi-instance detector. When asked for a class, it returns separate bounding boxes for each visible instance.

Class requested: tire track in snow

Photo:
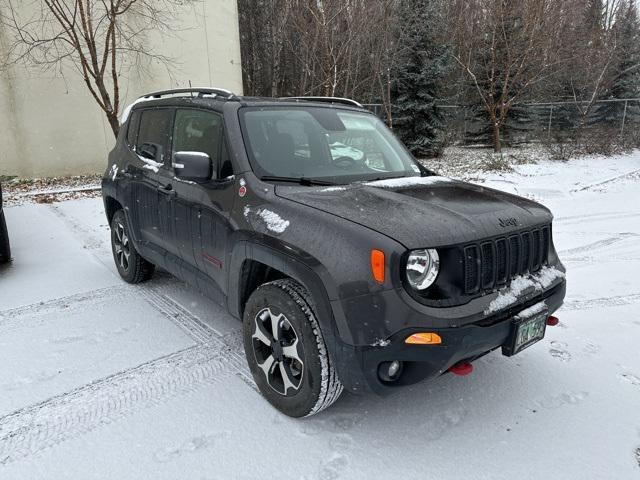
[0,285,131,323]
[570,167,640,192]
[0,345,235,464]
[0,279,251,465]
[554,211,640,226]
[558,233,639,257]
[563,293,640,311]
[47,203,107,252]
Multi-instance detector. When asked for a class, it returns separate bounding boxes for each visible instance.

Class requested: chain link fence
[364,99,640,151]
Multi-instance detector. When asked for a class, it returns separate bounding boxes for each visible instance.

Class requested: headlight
[406,249,440,290]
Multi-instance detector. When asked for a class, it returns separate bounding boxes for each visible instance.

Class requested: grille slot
[532,229,541,271]
[463,225,551,295]
[481,242,496,289]
[495,238,508,284]
[464,245,480,294]
[521,232,531,273]
[509,235,520,276]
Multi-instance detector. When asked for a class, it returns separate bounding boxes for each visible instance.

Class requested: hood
[275,176,553,249]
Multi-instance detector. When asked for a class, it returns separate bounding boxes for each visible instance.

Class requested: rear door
[126,108,173,254]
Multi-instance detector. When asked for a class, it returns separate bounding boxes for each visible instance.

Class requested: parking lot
[1,153,640,479]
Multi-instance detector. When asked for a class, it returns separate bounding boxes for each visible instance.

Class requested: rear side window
[173,109,224,177]
[137,109,173,164]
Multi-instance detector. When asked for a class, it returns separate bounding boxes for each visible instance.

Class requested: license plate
[502,310,547,356]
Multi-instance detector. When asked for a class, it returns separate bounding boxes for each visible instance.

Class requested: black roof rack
[281,96,363,108]
[140,87,237,101]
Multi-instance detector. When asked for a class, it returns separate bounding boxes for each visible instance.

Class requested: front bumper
[332,280,566,395]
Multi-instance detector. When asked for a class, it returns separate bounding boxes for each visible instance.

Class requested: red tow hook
[547,316,560,326]
[449,362,473,376]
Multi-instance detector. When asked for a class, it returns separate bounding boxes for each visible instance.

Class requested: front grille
[463,225,551,295]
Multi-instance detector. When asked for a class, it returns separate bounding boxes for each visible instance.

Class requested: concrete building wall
[0,0,243,178]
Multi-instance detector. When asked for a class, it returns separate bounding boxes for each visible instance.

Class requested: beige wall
[0,0,243,178]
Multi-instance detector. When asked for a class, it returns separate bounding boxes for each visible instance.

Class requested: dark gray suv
[102,88,566,417]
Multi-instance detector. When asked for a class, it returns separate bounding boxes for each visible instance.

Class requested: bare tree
[238,0,403,109]
[0,0,195,137]
[449,0,570,152]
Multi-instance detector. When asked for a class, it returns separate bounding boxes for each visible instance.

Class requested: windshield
[239,107,421,183]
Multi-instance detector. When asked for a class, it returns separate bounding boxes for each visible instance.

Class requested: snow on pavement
[1,151,640,479]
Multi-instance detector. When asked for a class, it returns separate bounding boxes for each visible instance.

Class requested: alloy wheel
[252,308,304,396]
[113,222,131,271]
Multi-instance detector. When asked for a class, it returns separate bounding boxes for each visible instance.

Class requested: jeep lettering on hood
[275,177,552,249]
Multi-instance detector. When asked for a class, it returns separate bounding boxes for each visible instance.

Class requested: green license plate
[502,310,547,356]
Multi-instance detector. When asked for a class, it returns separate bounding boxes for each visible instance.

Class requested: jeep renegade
[102,88,566,417]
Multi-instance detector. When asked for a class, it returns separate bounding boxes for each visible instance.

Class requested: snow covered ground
[1,151,640,479]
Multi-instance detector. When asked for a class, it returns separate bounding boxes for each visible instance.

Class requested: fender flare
[227,239,355,346]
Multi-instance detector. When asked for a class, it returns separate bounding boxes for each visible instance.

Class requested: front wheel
[243,279,343,417]
[110,209,154,283]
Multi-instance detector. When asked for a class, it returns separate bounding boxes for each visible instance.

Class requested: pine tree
[391,0,450,158]
[593,1,640,129]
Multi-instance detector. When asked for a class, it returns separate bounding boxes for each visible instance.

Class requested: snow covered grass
[2,175,102,206]
[424,144,554,180]
[1,148,640,479]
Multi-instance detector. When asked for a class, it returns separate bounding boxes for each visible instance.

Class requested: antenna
[188,80,193,98]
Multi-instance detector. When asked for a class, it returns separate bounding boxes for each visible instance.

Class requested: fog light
[388,360,401,377]
[378,360,404,382]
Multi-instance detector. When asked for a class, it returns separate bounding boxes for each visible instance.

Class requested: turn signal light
[405,332,442,345]
[371,249,385,284]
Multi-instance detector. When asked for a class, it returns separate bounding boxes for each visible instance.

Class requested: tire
[110,209,154,283]
[0,210,10,264]
[243,279,343,417]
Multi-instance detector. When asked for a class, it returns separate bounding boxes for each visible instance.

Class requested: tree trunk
[107,113,120,139]
[492,122,501,153]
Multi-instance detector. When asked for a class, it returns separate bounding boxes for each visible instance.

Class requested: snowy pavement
[1,152,640,479]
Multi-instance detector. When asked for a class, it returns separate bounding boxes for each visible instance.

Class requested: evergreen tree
[593,1,640,129]
[391,0,450,158]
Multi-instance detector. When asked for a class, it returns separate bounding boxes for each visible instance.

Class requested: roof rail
[141,87,237,101]
[282,96,364,108]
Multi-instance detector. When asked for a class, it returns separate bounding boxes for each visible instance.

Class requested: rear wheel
[0,210,10,264]
[243,279,343,417]
[110,209,154,283]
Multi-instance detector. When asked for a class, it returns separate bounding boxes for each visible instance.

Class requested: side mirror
[173,151,216,181]
[139,142,163,161]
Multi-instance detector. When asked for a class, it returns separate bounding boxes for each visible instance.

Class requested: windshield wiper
[260,176,336,186]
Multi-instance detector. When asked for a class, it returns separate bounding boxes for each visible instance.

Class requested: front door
[169,108,237,297]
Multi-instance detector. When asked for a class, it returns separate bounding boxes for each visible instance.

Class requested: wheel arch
[104,195,123,225]
[227,240,352,349]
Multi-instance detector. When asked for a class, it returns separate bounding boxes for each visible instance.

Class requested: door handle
[157,184,176,197]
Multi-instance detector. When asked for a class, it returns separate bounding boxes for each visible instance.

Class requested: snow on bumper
[484,266,566,315]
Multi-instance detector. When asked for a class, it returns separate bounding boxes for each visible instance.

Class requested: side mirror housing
[173,151,216,181]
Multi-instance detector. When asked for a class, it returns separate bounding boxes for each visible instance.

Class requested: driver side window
[173,109,230,179]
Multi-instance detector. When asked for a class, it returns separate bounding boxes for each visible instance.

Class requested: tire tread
[265,279,343,416]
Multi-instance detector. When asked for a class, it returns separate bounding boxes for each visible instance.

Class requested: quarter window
[126,110,141,147]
